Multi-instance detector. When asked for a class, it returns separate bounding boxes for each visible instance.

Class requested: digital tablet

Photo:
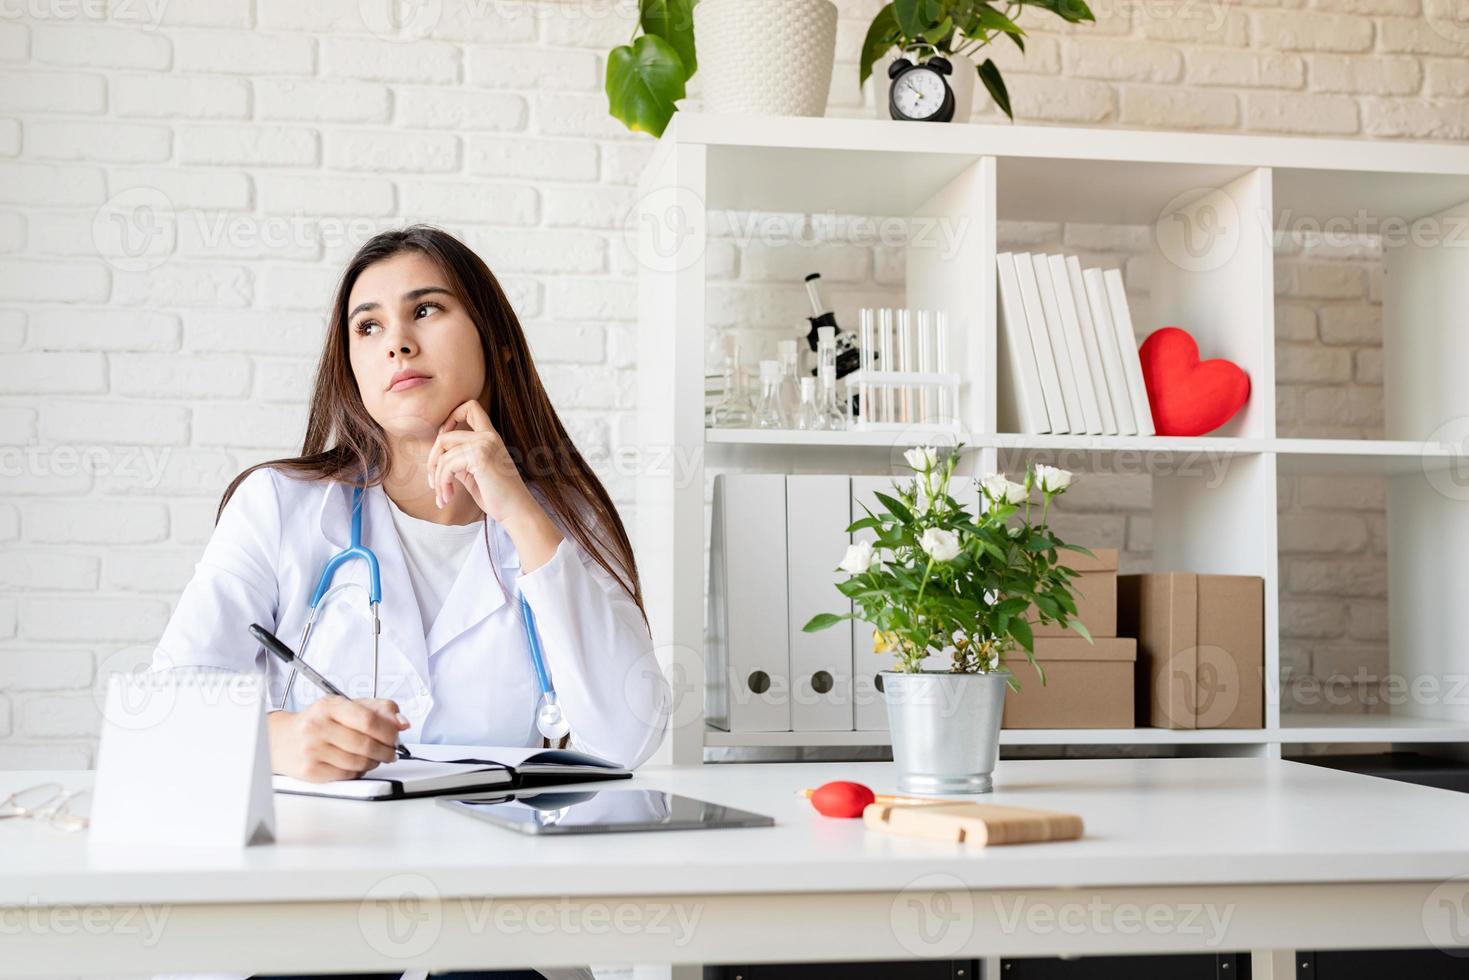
[437,788,774,835]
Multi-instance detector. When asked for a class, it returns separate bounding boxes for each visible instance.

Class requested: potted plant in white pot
[804,447,1091,794]
[604,0,841,137]
[861,0,1096,121]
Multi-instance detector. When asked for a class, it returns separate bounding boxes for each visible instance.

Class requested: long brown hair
[218,224,644,616]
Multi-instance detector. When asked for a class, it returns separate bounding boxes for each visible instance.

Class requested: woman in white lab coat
[152,224,671,785]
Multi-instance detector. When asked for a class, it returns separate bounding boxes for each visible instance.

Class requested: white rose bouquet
[804,447,1092,685]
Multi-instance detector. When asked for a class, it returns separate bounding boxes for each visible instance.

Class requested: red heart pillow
[1138,327,1250,437]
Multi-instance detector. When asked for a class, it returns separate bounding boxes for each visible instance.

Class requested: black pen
[249,623,410,761]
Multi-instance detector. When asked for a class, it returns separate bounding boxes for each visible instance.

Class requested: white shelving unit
[635,112,1469,765]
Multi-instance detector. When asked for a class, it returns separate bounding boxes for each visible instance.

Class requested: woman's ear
[501,347,513,365]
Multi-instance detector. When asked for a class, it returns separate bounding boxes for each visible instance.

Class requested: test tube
[878,307,894,423]
[897,308,914,424]
[917,309,934,423]
[935,310,950,422]
[858,308,874,426]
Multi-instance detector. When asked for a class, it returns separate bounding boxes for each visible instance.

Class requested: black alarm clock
[888,54,956,123]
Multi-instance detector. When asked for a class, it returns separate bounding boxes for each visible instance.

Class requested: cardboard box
[1002,637,1137,729]
[1032,548,1119,638]
[1118,573,1264,730]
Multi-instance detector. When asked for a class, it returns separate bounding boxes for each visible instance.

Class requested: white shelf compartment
[638,113,1469,765]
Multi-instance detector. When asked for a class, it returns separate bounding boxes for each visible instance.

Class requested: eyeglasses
[0,782,90,832]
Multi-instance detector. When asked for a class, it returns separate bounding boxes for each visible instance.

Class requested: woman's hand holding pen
[426,398,563,572]
[267,697,410,782]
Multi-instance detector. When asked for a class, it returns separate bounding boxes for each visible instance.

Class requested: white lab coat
[153,466,670,768]
[149,467,670,980]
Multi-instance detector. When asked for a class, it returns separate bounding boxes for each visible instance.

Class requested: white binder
[707,474,790,732]
[1035,252,1100,434]
[1012,253,1071,433]
[1076,260,1139,435]
[1053,254,1116,435]
[996,252,1051,433]
[1102,267,1156,436]
[786,475,854,732]
[90,669,276,847]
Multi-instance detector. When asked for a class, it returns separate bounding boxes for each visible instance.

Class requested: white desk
[5,757,1469,977]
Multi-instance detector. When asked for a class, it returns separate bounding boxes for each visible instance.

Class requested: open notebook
[272,743,632,801]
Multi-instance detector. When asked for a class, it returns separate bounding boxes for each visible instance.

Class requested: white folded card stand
[90,669,276,847]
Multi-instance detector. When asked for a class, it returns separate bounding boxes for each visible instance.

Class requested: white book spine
[995,252,1051,433]
[1030,251,1088,433]
[710,474,791,731]
[1056,254,1117,435]
[1040,253,1102,434]
[1102,268,1156,437]
[1012,253,1071,433]
[787,475,854,732]
[1081,265,1139,436]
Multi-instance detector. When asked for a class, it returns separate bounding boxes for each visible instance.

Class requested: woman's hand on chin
[427,398,564,570]
[427,398,528,520]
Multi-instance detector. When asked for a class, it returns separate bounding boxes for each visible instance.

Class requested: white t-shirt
[383,494,487,633]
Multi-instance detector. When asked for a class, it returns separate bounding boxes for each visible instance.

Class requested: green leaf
[974,5,1024,36]
[639,0,698,76]
[894,0,929,36]
[1016,0,1095,22]
[1069,618,1094,643]
[803,612,852,632]
[978,58,1013,120]
[1008,615,1034,652]
[606,33,688,137]
[919,14,954,43]
[874,492,915,524]
[860,3,902,85]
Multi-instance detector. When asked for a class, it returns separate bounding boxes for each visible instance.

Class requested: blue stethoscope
[279,483,570,742]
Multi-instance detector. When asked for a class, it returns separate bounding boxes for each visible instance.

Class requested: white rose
[918,527,961,562]
[903,446,939,472]
[979,473,1028,505]
[1035,464,1074,493]
[838,540,875,574]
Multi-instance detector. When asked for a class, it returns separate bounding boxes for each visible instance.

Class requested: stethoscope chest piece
[279,482,568,746]
[520,594,570,741]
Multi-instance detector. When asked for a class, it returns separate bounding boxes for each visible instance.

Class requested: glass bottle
[794,376,822,431]
[754,360,786,429]
[776,339,801,423]
[709,341,754,429]
[819,364,846,431]
[816,325,837,380]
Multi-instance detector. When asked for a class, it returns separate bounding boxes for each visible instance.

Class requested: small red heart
[1138,327,1250,437]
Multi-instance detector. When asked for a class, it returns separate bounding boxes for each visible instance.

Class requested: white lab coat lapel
[425,513,516,657]
[315,481,431,698]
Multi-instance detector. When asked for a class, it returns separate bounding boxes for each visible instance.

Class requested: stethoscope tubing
[278,483,559,721]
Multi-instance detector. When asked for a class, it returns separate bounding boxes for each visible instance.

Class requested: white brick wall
[1,0,1450,765]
